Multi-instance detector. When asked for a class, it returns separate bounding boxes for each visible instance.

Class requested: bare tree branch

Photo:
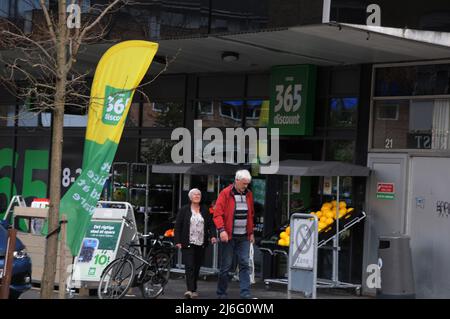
[1,30,56,65]
[136,49,181,89]
[39,0,57,45]
[71,0,123,58]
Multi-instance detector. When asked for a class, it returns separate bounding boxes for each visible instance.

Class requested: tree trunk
[40,0,67,299]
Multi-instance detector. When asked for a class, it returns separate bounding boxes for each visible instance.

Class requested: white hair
[235,169,252,182]
[188,188,201,200]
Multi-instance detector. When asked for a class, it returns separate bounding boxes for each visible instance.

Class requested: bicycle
[97,216,175,299]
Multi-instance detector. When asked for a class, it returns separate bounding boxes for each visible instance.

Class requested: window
[195,99,270,128]
[326,140,355,163]
[376,103,399,120]
[0,105,15,127]
[140,138,177,164]
[197,101,213,115]
[220,100,242,121]
[375,64,450,97]
[245,100,270,128]
[195,100,241,128]
[373,64,450,151]
[372,99,450,150]
[0,1,9,17]
[329,97,358,127]
[152,102,167,113]
[17,104,38,127]
[245,100,262,120]
[40,113,88,127]
[142,101,184,128]
[126,102,140,127]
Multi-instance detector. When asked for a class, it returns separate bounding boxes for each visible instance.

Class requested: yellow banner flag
[60,40,158,256]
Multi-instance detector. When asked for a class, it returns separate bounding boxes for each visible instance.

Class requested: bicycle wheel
[98,258,135,299]
[139,252,171,299]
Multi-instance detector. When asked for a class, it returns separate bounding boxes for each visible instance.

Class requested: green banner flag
[58,41,158,256]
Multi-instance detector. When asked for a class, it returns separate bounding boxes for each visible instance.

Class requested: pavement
[19,273,372,299]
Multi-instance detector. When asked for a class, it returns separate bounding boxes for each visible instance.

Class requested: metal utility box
[70,201,137,289]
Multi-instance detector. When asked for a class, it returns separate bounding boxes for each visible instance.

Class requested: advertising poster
[323,176,332,195]
[292,176,301,193]
[207,175,215,192]
[183,175,191,191]
[75,220,122,282]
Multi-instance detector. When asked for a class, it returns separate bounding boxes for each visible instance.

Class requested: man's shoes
[217,294,228,299]
[184,291,192,299]
[191,292,199,299]
[241,294,258,299]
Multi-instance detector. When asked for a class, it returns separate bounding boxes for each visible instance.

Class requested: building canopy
[260,160,370,177]
[152,160,369,177]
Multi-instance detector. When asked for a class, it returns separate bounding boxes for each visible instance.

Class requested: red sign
[377,183,394,193]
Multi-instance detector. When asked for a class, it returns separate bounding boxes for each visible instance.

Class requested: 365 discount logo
[269,65,316,136]
[102,86,132,125]
[273,82,302,124]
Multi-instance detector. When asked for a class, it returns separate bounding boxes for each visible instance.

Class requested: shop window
[0,105,15,127]
[17,104,38,127]
[195,101,217,127]
[196,99,269,128]
[147,173,174,214]
[372,99,450,150]
[326,140,355,163]
[329,97,358,128]
[40,112,88,127]
[197,101,213,115]
[125,102,140,127]
[376,103,399,120]
[142,101,184,128]
[152,102,167,113]
[375,64,450,97]
[195,100,241,128]
[0,1,9,17]
[319,176,354,209]
[245,100,265,128]
[220,100,242,122]
[140,138,177,164]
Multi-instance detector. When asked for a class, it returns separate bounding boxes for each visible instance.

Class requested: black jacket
[174,204,217,248]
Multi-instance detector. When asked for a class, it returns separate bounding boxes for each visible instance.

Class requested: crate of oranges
[164,228,175,238]
[309,201,355,233]
[277,226,290,247]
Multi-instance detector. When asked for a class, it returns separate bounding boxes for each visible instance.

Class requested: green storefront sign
[269,65,317,135]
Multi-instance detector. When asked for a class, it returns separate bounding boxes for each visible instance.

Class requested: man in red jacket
[213,169,255,299]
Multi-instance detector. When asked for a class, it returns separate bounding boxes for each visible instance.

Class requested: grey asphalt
[19,273,371,299]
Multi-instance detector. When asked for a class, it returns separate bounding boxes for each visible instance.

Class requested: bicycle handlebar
[121,216,172,248]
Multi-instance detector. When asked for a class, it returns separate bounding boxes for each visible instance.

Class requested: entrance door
[363,153,408,295]
[409,156,450,298]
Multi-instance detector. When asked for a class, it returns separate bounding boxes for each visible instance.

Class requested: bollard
[0,228,17,299]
